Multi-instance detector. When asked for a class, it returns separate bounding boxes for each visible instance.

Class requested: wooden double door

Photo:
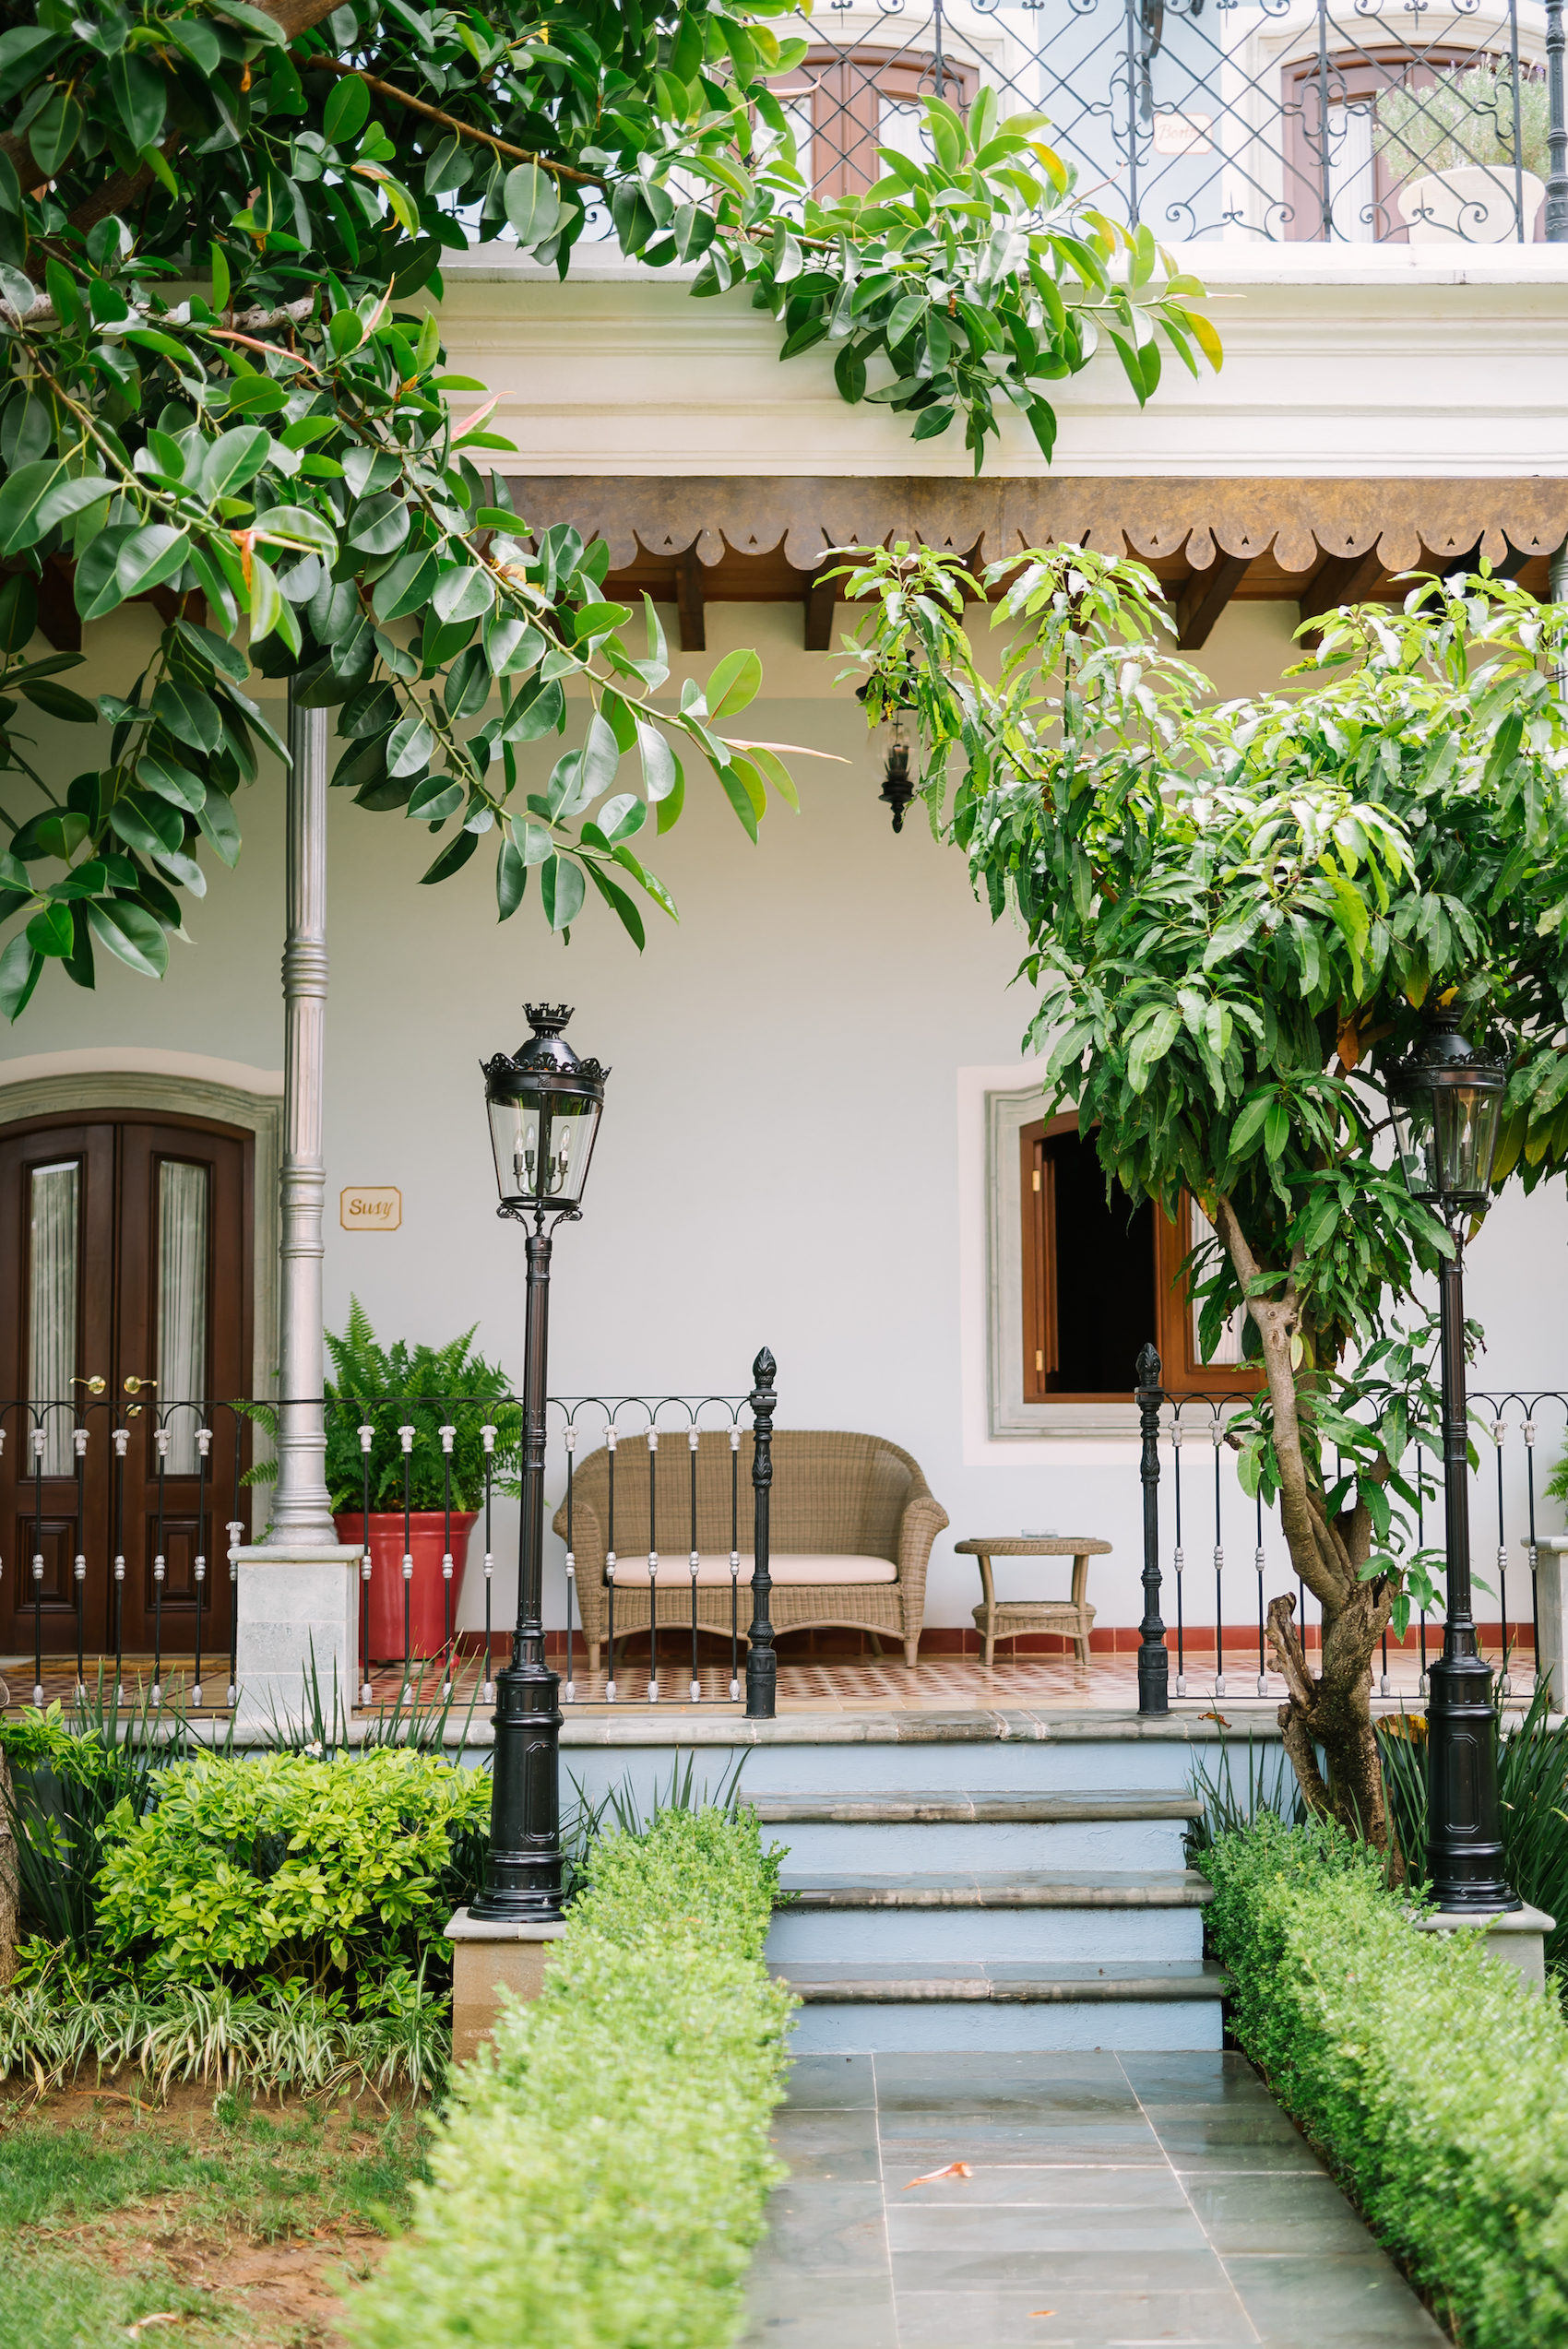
[0,1112,253,1658]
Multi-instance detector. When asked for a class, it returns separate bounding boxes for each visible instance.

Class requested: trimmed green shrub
[1204,1813,1568,2347]
[345,1806,795,2349]
[95,1748,491,1988]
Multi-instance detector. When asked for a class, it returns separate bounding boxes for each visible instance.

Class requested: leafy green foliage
[1203,1813,1568,2347]
[94,1745,491,1987]
[0,0,1216,1019]
[244,1295,521,1513]
[843,544,1568,1667]
[0,1945,448,2094]
[347,1806,794,2349]
[0,1674,197,1954]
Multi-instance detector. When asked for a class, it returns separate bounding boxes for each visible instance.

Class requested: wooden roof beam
[804,568,837,652]
[1176,552,1253,651]
[1299,548,1386,628]
[675,546,706,652]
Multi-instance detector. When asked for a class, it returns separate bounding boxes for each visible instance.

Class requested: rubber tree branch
[300,57,610,186]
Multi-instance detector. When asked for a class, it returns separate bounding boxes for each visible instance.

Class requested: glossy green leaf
[540,851,586,932]
[706,648,763,722]
[495,834,527,919]
[407,775,465,822]
[86,898,170,979]
[151,678,222,756]
[504,162,563,249]
[420,827,480,885]
[323,74,372,145]
[110,792,185,858]
[196,788,243,868]
[432,564,495,625]
[0,933,42,1022]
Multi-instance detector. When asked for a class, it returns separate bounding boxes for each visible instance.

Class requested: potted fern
[248,1301,521,1662]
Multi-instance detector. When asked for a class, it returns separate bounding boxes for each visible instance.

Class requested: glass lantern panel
[1391,1090,1439,1199]
[1433,1084,1502,1200]
[489,1094,600,1206]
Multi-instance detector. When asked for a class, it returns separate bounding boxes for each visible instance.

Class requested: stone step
[776,1868,1214,1906]
[745,1790,1204,1824]
[742,1789,1199,1873]
[766,1868,1212,1965]
[773,1958,1230,2054]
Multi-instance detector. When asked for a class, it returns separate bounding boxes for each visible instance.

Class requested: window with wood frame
[1020,1115,1260,1403]
[1282,45,1532,242]
[771,48,979,200]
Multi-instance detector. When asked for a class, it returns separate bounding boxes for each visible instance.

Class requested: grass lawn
[0,2081,429,2349]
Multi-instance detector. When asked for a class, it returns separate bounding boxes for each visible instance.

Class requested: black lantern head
[482,1003,608,1217]
[1387,1003,1506,1213]
[880,726,916,835]
[857,677,918,835]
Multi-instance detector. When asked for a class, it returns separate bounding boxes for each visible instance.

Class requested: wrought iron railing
[661,0,1568,246]
[0,1395,251,1714]
[0,1372,781,1717]
[1132,1367,1568,1706]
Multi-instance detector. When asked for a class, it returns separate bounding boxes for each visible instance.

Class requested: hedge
[1203,1813,1568,2348]
[345,1805,795,2349]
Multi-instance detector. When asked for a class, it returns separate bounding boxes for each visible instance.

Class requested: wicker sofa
[553,1428,948,1674]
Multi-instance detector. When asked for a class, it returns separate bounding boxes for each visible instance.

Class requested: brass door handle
[123,1377,157,1394]
[72,1376,106,1394]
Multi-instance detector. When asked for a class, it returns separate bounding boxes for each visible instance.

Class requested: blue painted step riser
[786,2003,1224,2055]
[558,1738,1206,1809]
[757,1820,1193,1871]
[765,1906,1204,1965]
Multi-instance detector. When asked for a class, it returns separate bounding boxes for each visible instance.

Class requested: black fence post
[1550,0,1568,241]
[1136,1343,1169,1716]
[745,1347,777,1720]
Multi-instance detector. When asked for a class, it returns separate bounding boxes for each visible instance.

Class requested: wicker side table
[955,1536,1112,1669]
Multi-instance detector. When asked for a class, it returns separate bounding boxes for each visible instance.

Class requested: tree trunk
[1267,1585,1400,1866]
[1214,1194,1399,1866]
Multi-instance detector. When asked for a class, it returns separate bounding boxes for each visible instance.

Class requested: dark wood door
[0,1111,253,1663]
[0,1121,116,1653]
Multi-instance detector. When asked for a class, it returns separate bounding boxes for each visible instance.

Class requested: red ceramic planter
[335,1510,479,1663]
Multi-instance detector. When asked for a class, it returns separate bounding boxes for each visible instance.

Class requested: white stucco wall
[7,593,1568,1647]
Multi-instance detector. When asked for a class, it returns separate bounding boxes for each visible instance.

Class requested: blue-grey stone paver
[742,2051,1445,2349]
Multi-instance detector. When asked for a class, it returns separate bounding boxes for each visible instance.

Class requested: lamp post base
[1425,1640,1520,1914]
[469,1656,565,1923]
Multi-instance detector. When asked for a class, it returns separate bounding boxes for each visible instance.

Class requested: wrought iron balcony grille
[701,0,1568,246]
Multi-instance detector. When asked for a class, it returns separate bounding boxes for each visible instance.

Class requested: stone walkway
[742,2051,1445,2349]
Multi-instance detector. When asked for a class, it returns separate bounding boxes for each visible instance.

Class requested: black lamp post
[469,1003,607,1923]
[1387,1002,1518,1912]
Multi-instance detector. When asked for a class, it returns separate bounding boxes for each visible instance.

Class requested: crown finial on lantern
[524,1003,573,1037]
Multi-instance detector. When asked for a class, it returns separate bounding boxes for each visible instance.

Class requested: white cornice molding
[431,269,1568,480]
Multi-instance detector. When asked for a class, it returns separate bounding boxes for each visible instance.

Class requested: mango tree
[845,545,1568,1849]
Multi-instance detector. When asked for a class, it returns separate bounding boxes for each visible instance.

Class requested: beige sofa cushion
[600,1552,897,1588]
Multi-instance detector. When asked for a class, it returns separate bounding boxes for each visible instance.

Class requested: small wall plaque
[341,1186,401,1231]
